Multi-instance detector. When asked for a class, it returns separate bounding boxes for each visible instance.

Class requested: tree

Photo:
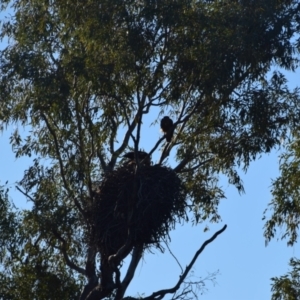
[264,132,300,299]
[1,0,300,299]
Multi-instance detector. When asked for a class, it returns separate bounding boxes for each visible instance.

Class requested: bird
[160,116,174,142]
[123,151,151,166]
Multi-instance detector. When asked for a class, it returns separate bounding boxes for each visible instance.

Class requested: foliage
[1,0,300,299]
[264,133,300,299]
[0,182,84,299]
[271,258,300,300]
[265,133,300,246]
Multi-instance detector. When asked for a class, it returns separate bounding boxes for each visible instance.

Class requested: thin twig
[15,186,35,203]
[143,225,227,300]
[40,113,71,195]
[163,238,183,274]
[174,158,214,174]
[108,116,138,170]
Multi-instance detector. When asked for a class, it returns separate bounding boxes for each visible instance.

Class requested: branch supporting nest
[89,163,187,292]
[114,245,144,300]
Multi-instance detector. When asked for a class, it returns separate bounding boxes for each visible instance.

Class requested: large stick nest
[91,164,187,255]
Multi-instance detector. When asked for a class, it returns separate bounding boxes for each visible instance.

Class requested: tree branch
[15,186,36,203]
[75,94,89,181]
[40,113,72,195]
[163,238,183,274]
[97,147,108,171]
[51,228,85,275]
[80,245,98,300]
[114,245,143,300]
[133,92,146,168]
[74,196,89,221]
[148,136,166,162]
[170,149,194,173]
[174,158,214,174]
[143,225,227,300]
[107,116,137,171]
[83,285,112,300]
[107,94,146,170]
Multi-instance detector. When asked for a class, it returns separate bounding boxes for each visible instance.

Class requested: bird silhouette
[123,151,151,166]
[160,116,174,142]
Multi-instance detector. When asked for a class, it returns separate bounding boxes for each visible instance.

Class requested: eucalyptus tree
[1,0,300,299]
[264,132,300,300]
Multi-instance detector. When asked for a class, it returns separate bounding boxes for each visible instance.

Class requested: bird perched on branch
[123,151,151,166]
[160,116,174,142]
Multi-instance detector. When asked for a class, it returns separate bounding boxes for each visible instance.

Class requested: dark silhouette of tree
[1,0,300,299]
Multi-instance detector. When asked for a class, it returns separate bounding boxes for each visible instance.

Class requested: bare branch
[108,235,134,269]
[110,94,132,129]
[40,113,90,223]
[82,98,104,190]
[163,238,183,274]
[178,85,193,122]
[75,95,89,179]
[107,117,137,170]
[15,186,36,203]
[108,94,147,170]
[174,158,214,174]
[80,246,99,300]
[114,245,143,300]
[97,148,108,171]
[143,225,227,300]
[109,116,118,154]
[133,92,146,165]
[51,228,86,275]
[40,113,72,195]
[83,285,112,300]
[148,136,166,161]
[158,141,174,164]
[85,245,97,279]
[172,155,192,174]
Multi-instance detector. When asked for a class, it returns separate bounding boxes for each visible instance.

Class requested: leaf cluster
[271,258,300,300]
[264,132,300,246]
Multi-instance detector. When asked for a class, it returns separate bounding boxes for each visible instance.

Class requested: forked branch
[114,245,144,300]
[142,224,227,300]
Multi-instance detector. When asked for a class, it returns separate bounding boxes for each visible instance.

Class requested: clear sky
[1,29,300,300]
